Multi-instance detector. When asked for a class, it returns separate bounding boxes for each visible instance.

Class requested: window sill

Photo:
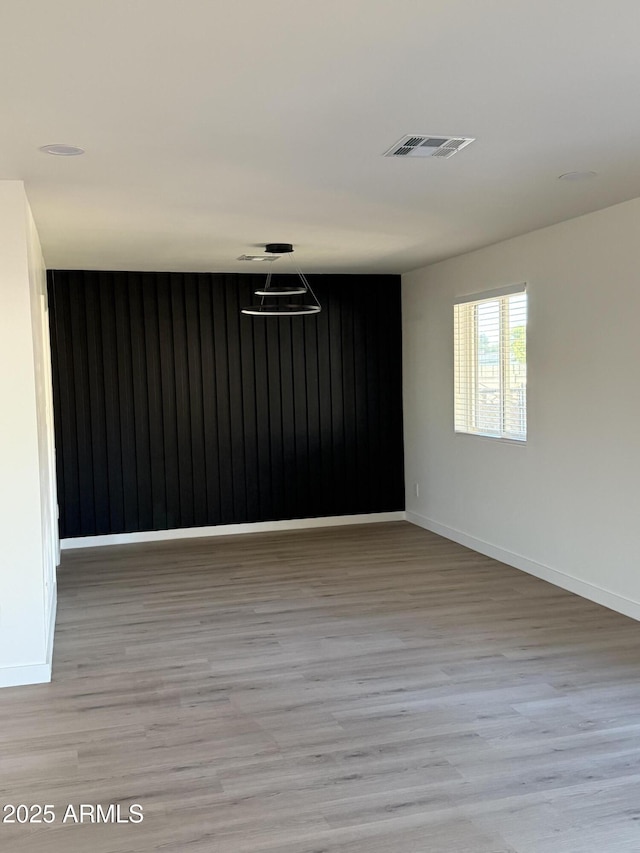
[454,431,527,447]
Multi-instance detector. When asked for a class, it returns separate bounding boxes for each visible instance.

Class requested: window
[454,284,527,441]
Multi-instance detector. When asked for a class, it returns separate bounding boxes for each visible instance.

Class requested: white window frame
[454,283,527,443]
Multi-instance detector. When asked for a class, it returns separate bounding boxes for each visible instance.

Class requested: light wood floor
[2,522,640,852]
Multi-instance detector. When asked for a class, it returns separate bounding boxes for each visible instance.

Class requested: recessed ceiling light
[39,144,85,156]
[237,254,279,262]
[558,171,597,181]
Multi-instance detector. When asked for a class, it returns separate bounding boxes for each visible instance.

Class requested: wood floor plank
[1,521,640,851]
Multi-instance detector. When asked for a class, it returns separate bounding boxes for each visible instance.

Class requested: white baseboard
[0,587,57,689]
[406,510,640,623]
[61,511,407,550]
[0,662,52,689]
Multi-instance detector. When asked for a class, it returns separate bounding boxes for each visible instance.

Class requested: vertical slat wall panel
[113,277,138,531]
[83,272,110,533]
[48,271,404,538]
[129,273,153,533]
[265,318,285,521]
[68,271,95,535]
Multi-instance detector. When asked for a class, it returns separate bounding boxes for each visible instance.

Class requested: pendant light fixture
[241,243,321,316]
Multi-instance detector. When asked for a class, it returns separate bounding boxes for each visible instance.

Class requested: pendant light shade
[241,244,321,316]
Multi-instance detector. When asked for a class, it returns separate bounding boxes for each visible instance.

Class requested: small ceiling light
[39,144,85,156]
[558,171,597,181]
[241,243,321,317]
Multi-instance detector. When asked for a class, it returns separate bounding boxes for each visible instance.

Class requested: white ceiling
[2,0,640,274]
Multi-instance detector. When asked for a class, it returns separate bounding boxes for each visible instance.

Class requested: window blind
[454,286,527,441]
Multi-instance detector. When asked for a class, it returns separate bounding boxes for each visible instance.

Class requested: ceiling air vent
[383,134,475,159]
[237,254,279,262]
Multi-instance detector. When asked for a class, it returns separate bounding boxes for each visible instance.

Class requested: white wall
[0,181,58,687]
[403,197,640,620]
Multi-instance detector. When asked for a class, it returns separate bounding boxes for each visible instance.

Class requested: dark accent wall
[48,270,404,538]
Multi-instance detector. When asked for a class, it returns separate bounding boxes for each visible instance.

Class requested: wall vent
[383,135,475,159]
